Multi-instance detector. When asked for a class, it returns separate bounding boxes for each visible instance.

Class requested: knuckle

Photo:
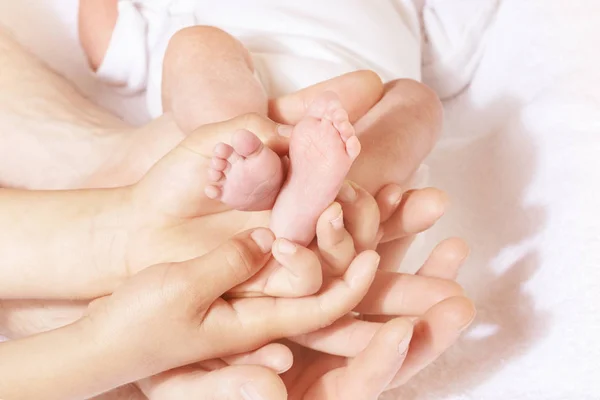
[222,238,257,281]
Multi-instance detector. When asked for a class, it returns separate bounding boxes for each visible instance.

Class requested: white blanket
[0,1,598,399]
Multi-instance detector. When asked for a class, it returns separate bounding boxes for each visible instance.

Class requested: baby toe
[345,135,361,159]
[211,157,230,171]
[204,185,222,200]
[214,142,234,159]
[231,129,263,157]
[208,168,224,182]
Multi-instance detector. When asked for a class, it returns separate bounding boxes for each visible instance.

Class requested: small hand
[84,225,381,386]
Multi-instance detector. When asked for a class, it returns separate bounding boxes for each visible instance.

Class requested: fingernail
[277,238,297,254]
[338,181,357,203]
[330,209,344,230]
[398,333,412,355]
[375,227,384,243]
[277,124,293,137]
[250,229,275,253]
[350,252,380,287]
[241,383,266,400]
[460,309,477,332]
[390,190,403,207]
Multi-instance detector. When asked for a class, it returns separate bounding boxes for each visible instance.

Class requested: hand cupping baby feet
[206,92,361,298]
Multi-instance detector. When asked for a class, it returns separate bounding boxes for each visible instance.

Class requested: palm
[283,342,350,400]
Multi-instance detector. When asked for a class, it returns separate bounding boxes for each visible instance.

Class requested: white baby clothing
[96,0,422,117]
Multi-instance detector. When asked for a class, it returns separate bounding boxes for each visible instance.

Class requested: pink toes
[210,156,230,172]
[330,108,355,142]
[205,142,234,200]
[231,129,263,157]
[345,136,361,159]
[204,129,280,207]
[305,91,359,160]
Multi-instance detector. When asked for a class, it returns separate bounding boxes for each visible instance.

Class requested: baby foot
[269,92,361,245]
[205,129,284,211]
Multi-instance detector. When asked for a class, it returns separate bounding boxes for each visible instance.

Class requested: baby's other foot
[205,129,284,211]
[269,92,361,245]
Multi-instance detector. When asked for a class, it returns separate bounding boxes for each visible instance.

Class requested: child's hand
[83,225,380,387]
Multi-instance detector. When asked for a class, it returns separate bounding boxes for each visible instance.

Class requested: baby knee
[387,79,443,139]
[166,26,246,60]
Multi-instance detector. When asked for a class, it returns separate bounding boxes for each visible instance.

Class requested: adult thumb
[183,228,275,303]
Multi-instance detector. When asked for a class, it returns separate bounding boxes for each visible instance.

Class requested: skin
[0,222,381,399]
[134,184,474,400]
[0,23,472,400]
[0,182,474,400]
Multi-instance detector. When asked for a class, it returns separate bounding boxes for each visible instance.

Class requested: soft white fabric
[387,1,600,399]
[0,1,599,399]
[97,0,421,117]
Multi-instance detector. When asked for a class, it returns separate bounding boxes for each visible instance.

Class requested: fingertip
[425,296,477,333]
[237,366,287,400]
[377,185,403,218]
[390,188,448,236]
[383,318,414,355]
[268,242,323,297]
[438,237,470,263]
[348,250,380,288]
[418,237,470,280]
[345,135,361,159]
[421,187,449,220]
[250,228,276,254]
[318,202,344,229]
[274,238,297,255]
[447,296,477,332]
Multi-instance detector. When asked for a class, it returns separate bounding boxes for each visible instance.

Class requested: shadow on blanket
[386,95,551,399]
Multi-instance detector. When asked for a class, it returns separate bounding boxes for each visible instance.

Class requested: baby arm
[0,187,131,299]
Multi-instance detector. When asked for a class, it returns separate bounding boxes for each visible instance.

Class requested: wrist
[83,301,166,385]
[88,186,137,295]
[0,317,131,400]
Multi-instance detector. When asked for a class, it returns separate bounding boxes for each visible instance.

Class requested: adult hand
[134,182,475,400]
[281,183,475,399]
[84,223,381,389]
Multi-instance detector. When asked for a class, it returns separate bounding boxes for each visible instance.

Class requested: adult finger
[388,296,476,389]
[223,343,293,374]
[336,181,381,252]
[183,228,275,303]
[203,250,381,356]
[380,188,447,243]
[340,319,413,398]
[315,202,355,276]
[265,237,323,296]
[183,112,290,156]
[376,183,404,224]
[290,315,380,357]
[303,318,413,400]
[417,237,469,280]
[139,365,286,400]
[269,70,383,125]
[355,270,464,316]
[229,235,323,298]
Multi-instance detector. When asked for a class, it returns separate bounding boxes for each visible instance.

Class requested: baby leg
[269,92,361,245]
[163,27,285,210]
[162,26,268,131]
